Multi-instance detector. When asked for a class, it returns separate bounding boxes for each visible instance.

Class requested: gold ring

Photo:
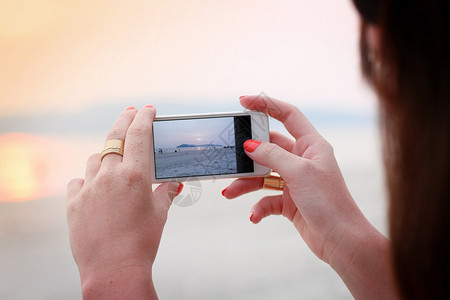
[263,172,285,190]
[101,139,124,161]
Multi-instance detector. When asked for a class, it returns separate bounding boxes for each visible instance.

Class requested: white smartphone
[150,111,271,182]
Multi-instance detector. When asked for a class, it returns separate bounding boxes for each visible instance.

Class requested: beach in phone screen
[153,116,253,179]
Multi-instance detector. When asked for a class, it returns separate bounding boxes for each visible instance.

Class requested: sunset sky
[0,0,374,117]
[154,117,235,148]
[0,0,376,202]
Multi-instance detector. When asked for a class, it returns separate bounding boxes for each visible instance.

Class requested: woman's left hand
[67,105,181,300]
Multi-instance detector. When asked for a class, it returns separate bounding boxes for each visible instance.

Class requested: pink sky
[0,0,375,118]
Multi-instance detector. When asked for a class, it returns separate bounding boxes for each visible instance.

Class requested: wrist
[325,219,398,299]
[81,265,157,300]
[324,217,376,272]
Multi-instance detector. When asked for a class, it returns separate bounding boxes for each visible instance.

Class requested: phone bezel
[150,110,271,183]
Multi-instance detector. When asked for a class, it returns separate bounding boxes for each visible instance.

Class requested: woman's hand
[223,95,397,299]
[67,105,182,300]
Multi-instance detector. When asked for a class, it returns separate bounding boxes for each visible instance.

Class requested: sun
[0,133,49,202]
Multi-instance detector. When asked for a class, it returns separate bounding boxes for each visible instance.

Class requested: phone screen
[153,116,254,179]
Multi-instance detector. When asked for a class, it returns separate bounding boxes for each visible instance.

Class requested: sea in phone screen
[153,116,254,179]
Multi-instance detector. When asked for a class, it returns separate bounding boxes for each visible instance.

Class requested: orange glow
[0,0,57,38]
[0,1,367,117]
[0,133,50,202]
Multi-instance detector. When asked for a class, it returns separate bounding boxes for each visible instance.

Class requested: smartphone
[151,111,271,182]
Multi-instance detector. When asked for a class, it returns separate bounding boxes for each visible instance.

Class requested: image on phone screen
[153,116,254,179]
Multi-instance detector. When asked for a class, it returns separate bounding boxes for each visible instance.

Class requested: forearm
[328,221,399,299]
[81,266,157,300]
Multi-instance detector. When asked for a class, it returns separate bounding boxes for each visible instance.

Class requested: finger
[222,177,263,199]
[240,95,318,140]
[270,131,295,152]
[102,107,138,166]
[85,153,101,181]
[249,194,283,224]
[153,182,183,210]
[67,178,84,200]
[244,140,304,184]
[123,105,156,167]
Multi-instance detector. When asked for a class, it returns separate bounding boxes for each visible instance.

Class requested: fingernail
[239,95,247,99]
[249,211,254,222]
[144,104,154,108]
[176,182,184,196]
[222,187,228,197]
[244,140,261,153]
[125,105,135,110]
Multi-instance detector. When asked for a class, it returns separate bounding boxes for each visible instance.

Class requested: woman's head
[353,1,450,299]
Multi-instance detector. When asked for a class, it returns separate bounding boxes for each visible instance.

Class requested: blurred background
[0,0,387,299]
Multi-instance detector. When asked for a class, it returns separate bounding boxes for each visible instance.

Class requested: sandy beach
[155,148,237,179]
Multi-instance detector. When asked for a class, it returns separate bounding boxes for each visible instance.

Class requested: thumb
[243,140,301,183]
[153,182,184,209]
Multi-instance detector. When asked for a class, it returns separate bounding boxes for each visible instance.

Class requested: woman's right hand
[223,95,397,299]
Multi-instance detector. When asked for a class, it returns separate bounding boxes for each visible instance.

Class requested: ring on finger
[101,139,124,161]
[263,172,285,190]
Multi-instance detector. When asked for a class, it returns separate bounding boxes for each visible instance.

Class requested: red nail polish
[222,187,228,196]
[145,104,154,108]
[249,212,254,222]
[176,183,184,196]
[244,140,261,153]
[239,95,247,99]
[125,106,135,110]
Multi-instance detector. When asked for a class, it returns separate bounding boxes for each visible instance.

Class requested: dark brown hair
[353,0,450,299]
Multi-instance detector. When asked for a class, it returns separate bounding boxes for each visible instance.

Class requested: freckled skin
[67,106,180,300]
